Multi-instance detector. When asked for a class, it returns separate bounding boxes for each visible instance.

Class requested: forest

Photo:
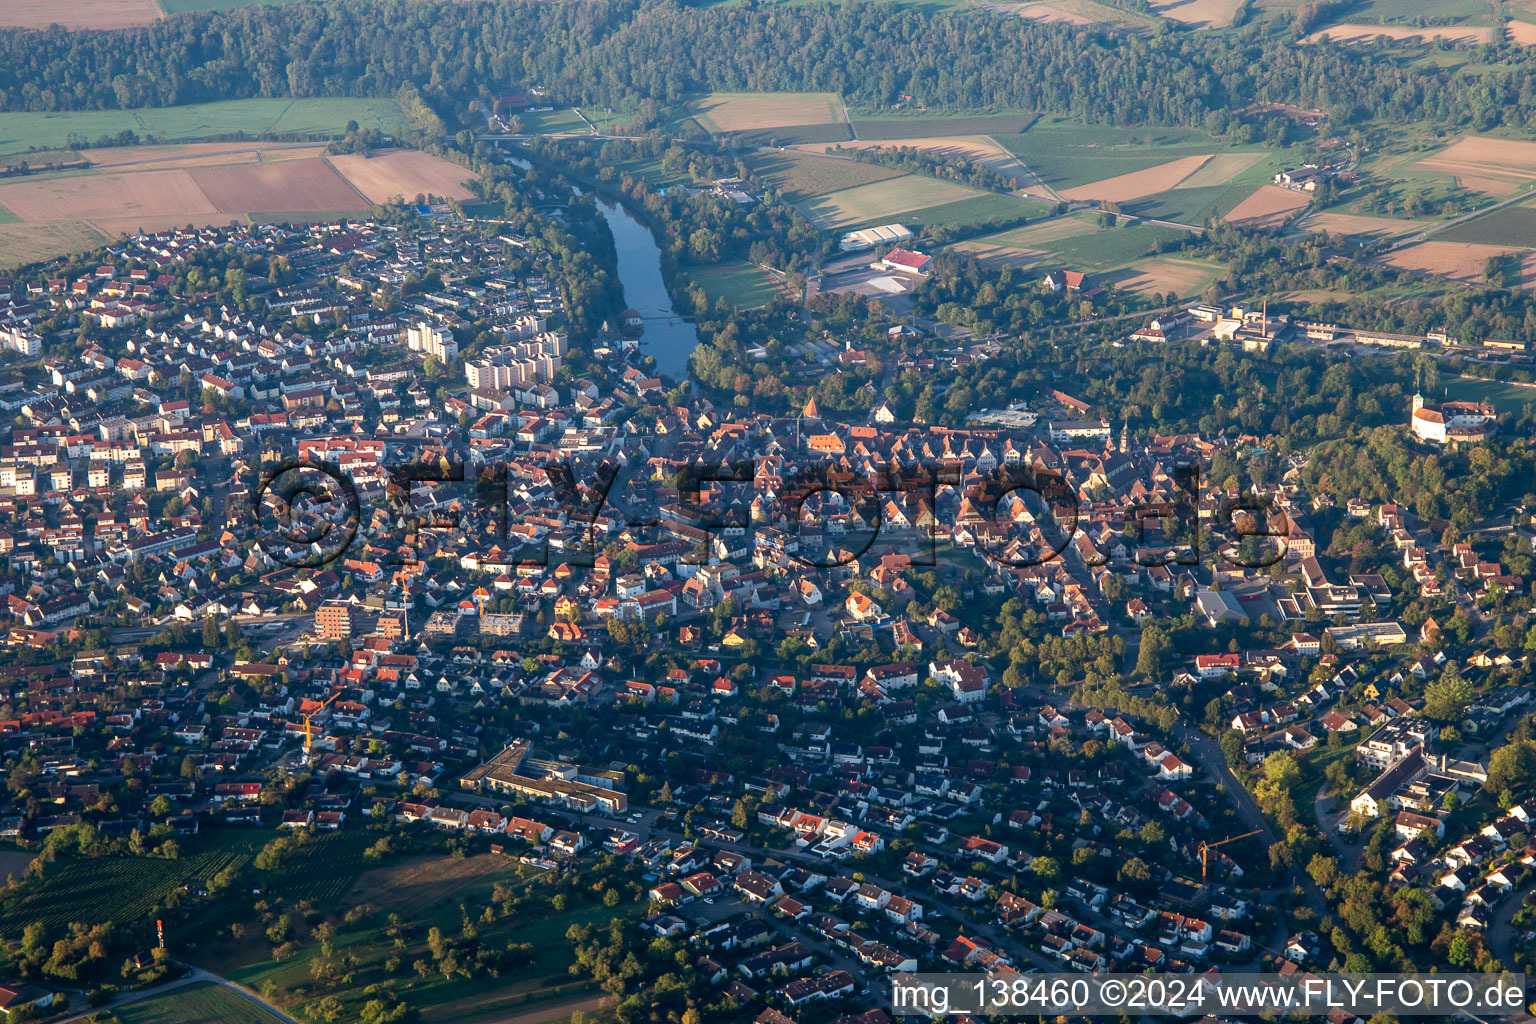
[3,0,1536,138]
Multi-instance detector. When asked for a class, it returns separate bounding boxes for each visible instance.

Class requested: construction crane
[302,689,343,765]
[1199,829,1262,880]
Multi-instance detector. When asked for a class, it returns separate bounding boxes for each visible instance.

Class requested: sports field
[795,175,987,228]
[1444,377,1536,414]
[691,92,846,133]
[0,98,405,157]
[688,262,785,308]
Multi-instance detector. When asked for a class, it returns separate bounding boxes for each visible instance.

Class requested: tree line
[5,0,1536,139]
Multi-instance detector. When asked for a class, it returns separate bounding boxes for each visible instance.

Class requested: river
[593,198,699,378]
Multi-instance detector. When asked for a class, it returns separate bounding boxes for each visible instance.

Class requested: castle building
[1409,392,1495,445]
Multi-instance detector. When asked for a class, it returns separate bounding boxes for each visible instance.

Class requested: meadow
[794,174,987,228]
[952,213,1192,275]
[993,118,1233,192]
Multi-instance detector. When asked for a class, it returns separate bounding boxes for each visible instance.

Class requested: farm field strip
[1304,23,1495,43]
[0,98,405,158]
[814,135,1045,190]
[1059,154,1213,202]
[745,150,905,200]
[1296,211,1427,239]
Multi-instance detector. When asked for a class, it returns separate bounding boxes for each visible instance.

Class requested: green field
[957,213,1191,270]
[117,983,287,1024]
[0,203,18,226]
[850,113,1037,140]
[1436,206,1536,247]
[157,0,301,13]
[795,174,987,228]
[863,192,1036,232]
[688,262,784,308]
[0,98,406,157]
[994,118,1231,191]
[744,150,904,199]
[1445,376,1536,415]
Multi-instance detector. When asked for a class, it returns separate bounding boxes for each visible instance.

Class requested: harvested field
[1150,0,1242,27]
[1060,154,1212,202]
[0,0,161,29]
[345,854,515,917]
[189,159,365,212]
[1223,185,1311,228]
[1414,136,1536,196]
[1174,152,1266,190]
[1379,240,1523,287]
[795,175,985,229]
[746,151,903,200]
[1098,257,1222,296]
[691,93,845,133]
[1305,23,1494,43]
[89,213,245,236]
[0,169,216,222]
[0,142,466,265]
[327,149,476,203]
[1296,211,1426,239]
[1509,19,1536,44]
[818,136,1040,188]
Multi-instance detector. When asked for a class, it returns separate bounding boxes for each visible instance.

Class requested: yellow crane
[303,689,343,764]
[1199,829,1262,880]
